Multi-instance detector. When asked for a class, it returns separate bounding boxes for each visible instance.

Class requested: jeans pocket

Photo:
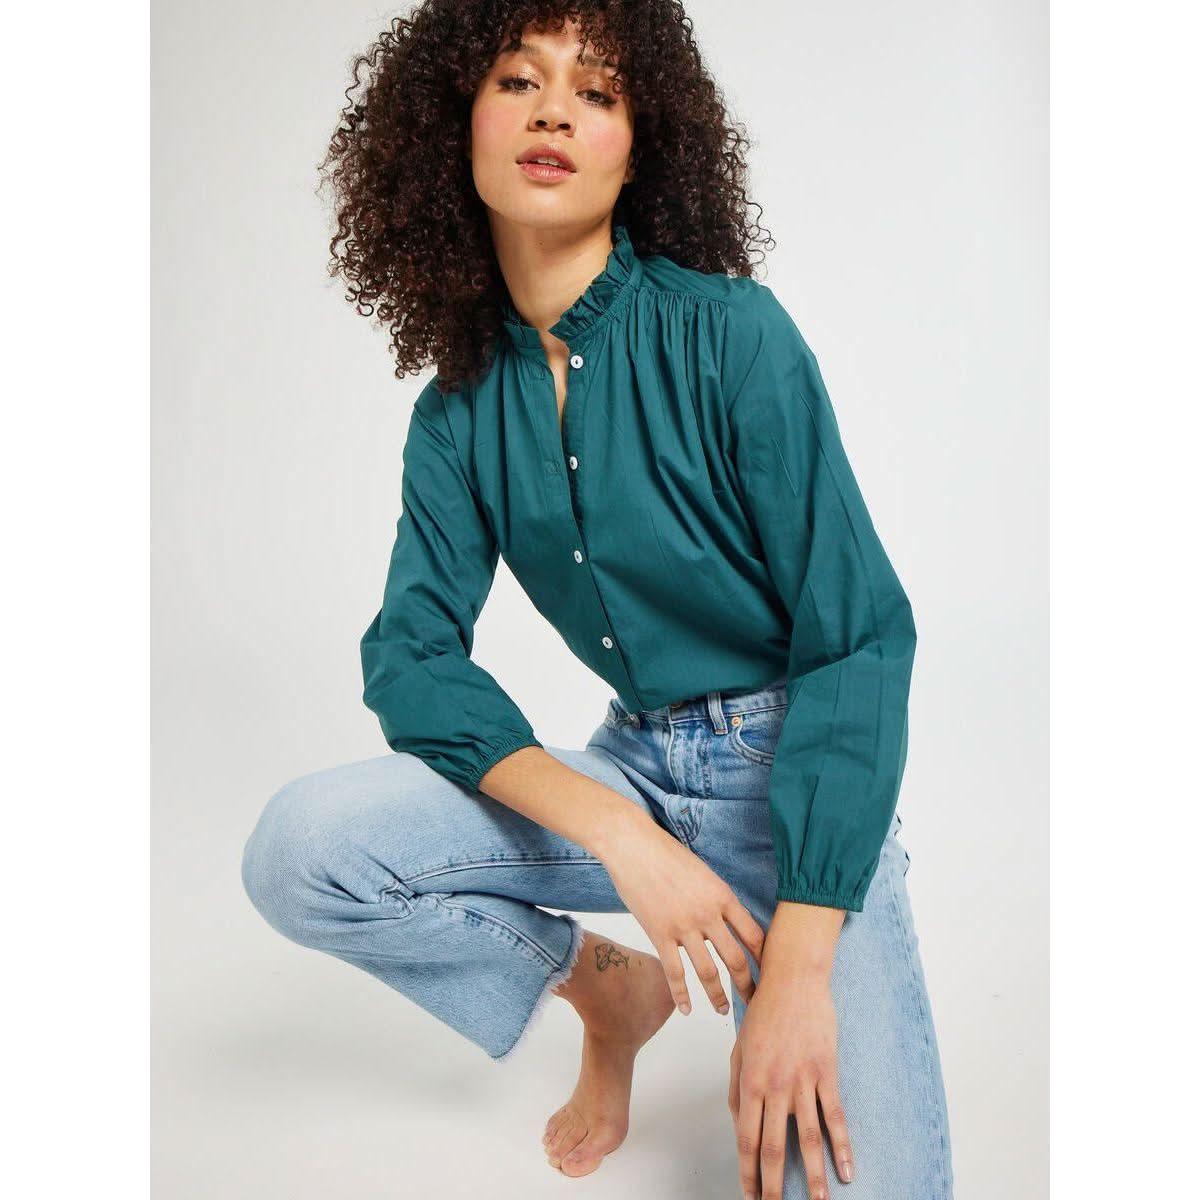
[726,704,787,767]
[603,697,639,732]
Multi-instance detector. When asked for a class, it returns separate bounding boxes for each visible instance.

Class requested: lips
[516,143,577,172]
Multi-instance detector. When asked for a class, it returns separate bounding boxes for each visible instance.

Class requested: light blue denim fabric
[241,679,954,1198]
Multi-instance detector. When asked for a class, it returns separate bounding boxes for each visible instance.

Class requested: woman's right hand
[595,808,766,1015]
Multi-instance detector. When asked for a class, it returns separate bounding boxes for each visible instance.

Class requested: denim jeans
[241,678,954,1198]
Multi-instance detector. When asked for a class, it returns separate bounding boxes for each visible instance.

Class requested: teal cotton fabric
[360,223,917,912]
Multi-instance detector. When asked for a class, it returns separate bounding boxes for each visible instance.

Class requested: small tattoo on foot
[594,942,630,971]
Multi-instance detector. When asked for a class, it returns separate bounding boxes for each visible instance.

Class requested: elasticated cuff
[466,734,544,792]
[776,884,863,913]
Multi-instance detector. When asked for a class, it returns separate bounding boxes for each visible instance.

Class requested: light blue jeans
[241,679,954,1198]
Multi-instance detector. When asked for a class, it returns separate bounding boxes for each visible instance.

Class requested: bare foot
[542,931,676,1178]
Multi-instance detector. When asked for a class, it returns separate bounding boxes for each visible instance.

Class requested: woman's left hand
[728,962,854,1200]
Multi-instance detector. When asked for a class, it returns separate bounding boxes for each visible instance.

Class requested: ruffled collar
[500,222,642,353]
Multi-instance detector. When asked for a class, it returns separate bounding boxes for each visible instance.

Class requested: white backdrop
[152,2,1047,1195]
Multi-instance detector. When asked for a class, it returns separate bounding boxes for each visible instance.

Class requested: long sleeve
[722,287,918,912]
[360,379,543,791]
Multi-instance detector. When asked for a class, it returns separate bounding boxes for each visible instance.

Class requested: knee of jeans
[241,774,339,942]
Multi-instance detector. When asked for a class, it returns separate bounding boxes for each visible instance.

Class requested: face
[469,19,635,233]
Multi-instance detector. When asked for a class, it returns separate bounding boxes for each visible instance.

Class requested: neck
[492,219,616,344]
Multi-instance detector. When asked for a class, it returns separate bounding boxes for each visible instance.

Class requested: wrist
[583,792,657,861]
[761,948,836,985]
[762,901,844,978]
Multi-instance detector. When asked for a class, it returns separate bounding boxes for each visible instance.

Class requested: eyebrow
[504,40,613,71]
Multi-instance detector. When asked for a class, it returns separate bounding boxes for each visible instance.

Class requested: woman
[241,4,954,1198]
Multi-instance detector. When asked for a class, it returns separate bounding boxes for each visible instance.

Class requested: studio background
[152,1,1047,1196]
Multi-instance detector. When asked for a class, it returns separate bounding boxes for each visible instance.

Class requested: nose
[528,88,573,134]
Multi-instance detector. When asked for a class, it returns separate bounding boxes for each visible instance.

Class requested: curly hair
[317,0,774,392]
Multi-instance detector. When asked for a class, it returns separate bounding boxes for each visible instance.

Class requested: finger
[707,919,756,1007]
[794,1080,832,1200]
[680,931,730,1013]
[758,1091,790,1200]
[817,1071,854,1185]
[722,897,767,969]
[658,940,692,1014]
[727,1040,742,1118]
[735,1082,764,1200]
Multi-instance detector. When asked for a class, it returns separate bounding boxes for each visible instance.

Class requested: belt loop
[706,690,727,734]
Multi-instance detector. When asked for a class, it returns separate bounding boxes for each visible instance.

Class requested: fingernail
[841,1158,854,1182]
[679,1002,691,1014]
[718,1001,730,1014]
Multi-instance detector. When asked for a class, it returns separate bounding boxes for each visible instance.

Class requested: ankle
[551,929,601,1014]
[553,933,650,1030]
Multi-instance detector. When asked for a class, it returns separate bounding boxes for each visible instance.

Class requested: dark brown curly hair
[317,0,773,392]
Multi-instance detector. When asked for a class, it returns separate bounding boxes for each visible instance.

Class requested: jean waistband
[626,676,789,733]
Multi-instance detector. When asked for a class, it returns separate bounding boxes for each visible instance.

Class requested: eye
[581,88,617,108]
[497,75,617,108]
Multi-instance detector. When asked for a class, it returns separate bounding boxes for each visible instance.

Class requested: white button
[568,454,579,469]
[573,549,583,563]
[601,635,614,649]
[569,353,584,369]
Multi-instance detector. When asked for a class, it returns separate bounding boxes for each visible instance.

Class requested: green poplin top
[360,222,917,912]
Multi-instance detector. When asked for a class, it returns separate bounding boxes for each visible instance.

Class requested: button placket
[547,342,639,693]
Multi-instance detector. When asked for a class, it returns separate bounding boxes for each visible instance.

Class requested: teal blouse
[360,222,917,912]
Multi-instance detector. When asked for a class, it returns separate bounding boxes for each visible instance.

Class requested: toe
[547,1114,586,1165]
[542,1110,565,1145]
[559,1121,627,1177]
[545,1112,570,1149]
[559,1144,602,1178]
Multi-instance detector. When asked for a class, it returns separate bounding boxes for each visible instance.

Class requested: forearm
[478,745,653,858]
[484,748,844,978]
